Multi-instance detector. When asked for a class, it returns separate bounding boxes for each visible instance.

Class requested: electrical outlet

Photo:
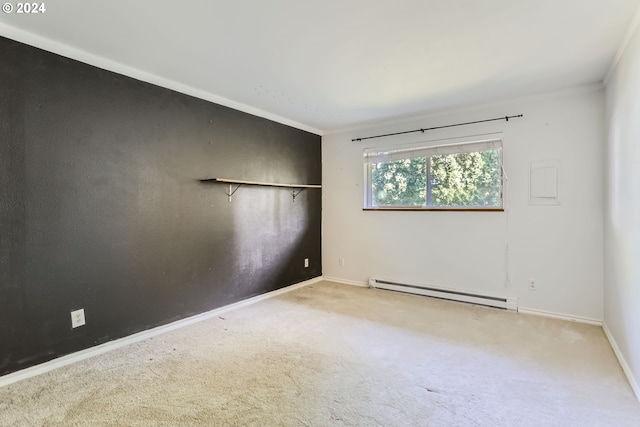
[339,258,345,266]
[304,258,309,268]
[71,309,86,328]
[529,279,536,290]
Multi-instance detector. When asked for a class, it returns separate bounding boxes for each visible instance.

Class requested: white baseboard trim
[603,322,640,402]
[517,307,603,326]
[324,280,602,326]
[0,277,322,389]
[322,276,369,287]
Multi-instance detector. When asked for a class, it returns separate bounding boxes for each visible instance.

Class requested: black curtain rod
[352,114,524,142]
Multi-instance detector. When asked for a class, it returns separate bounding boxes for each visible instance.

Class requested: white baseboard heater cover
[368,278,518,311]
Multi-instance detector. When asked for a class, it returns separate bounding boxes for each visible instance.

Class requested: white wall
[604,15,640,398]
[323,88,604,322]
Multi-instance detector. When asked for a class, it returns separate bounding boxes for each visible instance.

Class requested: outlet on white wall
[71,309,86,328]
[339,258,345,266]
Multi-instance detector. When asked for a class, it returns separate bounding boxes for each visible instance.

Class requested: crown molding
[0,23,322,136]
[323,82,604,137]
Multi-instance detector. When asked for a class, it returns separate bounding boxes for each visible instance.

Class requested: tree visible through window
[371,157,427,207]
[365,137,503,209]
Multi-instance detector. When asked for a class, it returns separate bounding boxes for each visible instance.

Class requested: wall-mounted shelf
[200,178,322,201]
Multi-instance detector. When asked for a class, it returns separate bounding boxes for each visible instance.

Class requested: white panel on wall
[530,160,559,205]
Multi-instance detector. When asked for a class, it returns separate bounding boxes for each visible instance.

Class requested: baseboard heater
[368,278,518,311]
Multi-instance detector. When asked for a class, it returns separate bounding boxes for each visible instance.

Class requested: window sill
[363,207,504,212]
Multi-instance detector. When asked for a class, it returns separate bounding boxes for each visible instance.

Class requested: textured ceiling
[1,0,639,134]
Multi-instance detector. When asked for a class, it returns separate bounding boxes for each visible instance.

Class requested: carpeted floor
[1,281,639,426]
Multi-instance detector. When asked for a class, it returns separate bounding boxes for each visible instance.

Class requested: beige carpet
[1,281,639,426]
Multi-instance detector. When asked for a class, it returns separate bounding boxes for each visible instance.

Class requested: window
[364,135,503,210]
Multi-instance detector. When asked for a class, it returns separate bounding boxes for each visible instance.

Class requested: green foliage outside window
[370,149,501,208]
[371,157,426,206]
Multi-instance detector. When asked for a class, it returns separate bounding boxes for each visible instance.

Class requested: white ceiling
[1,0,639,134]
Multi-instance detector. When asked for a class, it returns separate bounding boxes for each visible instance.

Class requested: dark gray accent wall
[0,36,321,376]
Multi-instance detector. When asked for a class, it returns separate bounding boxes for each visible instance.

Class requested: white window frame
[363,133,504,211]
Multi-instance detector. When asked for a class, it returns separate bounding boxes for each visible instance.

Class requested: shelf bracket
[292,188,305,202]
[199,178,320,201]
[228,183,243,201]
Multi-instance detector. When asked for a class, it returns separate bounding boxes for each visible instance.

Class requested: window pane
[371,157,426,207]
[430,149,502,207]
